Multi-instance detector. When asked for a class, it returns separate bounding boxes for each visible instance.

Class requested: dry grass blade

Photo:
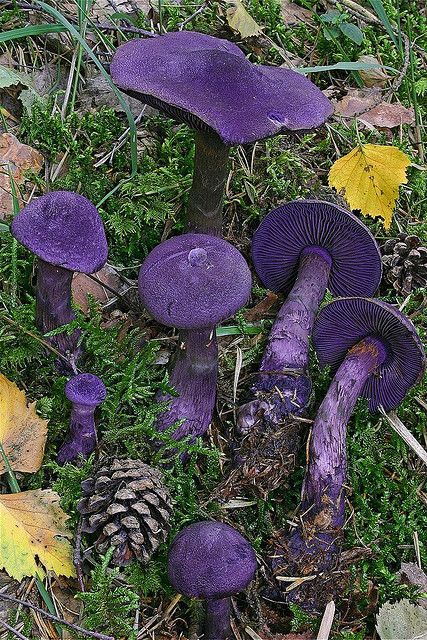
[379,407,427,466]
[317,601,336,640]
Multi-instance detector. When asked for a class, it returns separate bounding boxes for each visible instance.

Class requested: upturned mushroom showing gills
[238,201,382,435]
[110,31,333,236]
[273,297,425,610]
[57,374,107,465]
[168,521,257,640]
[138,233,251,446]
[11,191,108,368]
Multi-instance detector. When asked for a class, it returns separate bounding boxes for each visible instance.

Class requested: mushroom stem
[274,336,387,608]
[204,597,231,640]
[36,258,81,362]
[238,247,331,433]
[57,401,98,465]
[155,328,218,443]
[187,130,230,236]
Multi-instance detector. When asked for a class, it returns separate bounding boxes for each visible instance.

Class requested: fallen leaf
[328,144,410,229]
[0,65,43,112]
[227,0,263,39]
[334,88,382,117]
[359,102,415,128]
[0,133,43,218]
[376,599,427,640]
[79,68,144,118]
[280,0,313,25]
[358,54,389,88]
[0,374,48,474]
[0,489,75,580]
[399,563,427,609]
[72,265,121,313]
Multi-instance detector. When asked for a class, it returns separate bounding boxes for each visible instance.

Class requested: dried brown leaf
[280,0,313,25]
[0,133,43,218]
[358,55,389,88]
[334,88,382,117]
[359,102,415,128]
[72,265,121,313]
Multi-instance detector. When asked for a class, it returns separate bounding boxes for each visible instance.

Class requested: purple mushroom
[238,201,382,436]
[273,297,426,610]
[138,233,251,446]
[57,373,107,465]
[11,191,108,368]
[168,521,257,640]
[110,31,333,236]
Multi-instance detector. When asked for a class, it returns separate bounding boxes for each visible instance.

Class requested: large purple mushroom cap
[313,297,426,412]
[168,521,257,599]
[65,374,107,407]
[139,233,252,329]
[11,191,108,273]
[252,200,382,297]
[110,31,333,145]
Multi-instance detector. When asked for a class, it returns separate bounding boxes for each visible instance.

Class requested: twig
[317,600,336,640]
[0,594,114,640]
[74,518,85,592]
[178,2,207,30]
[0,620,30,640]
[380,407,427,466]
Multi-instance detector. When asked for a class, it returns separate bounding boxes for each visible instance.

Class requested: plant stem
[238,248,331,432]
[36,258,81,362]
[187,130,230,235]
[155,328,218,444]
[205,597,232,640]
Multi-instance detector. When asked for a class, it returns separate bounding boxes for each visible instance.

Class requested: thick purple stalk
[36,258,81,363]
[273,337,387,608]
[205,598,231,640]
[238,248,331,433]
[156,328,218,443]
[57,401,98,465]
[187,131,230,236]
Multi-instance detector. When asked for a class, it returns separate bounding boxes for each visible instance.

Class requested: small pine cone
[381,233,427,295]
[78,458,173,566]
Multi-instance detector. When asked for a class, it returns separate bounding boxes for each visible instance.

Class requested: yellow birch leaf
[0,489,75,580]
[226,0,263,39]
[328,144,411,230]
[0,374,48,474]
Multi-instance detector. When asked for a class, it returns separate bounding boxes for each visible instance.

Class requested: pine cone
[381,233,427,295]
[78,458,173,566]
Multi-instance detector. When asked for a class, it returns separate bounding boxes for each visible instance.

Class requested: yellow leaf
[0,374,48,474]
[328,144,410,230]
[226,0,263,39]
[0,489,75,580]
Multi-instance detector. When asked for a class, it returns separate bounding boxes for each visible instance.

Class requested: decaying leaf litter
[0,0,426,638]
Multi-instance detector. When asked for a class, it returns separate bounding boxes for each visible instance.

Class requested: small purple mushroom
[138,233,251,446]
[110,31,333,235]
[168,521,257,640]
[273,297,425,610]
[238,201,382,435]
[11,191,108,368]
[57,373,107,465]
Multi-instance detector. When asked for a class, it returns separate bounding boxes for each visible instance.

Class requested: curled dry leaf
[359,102,415,128]
[227,0,263,39]
[0,133,43,218]
[0,489,75,580]
[328,143,410,230]
[0,374,48,474]
[334,88,382,117]
[358,54,389,88]
[72,265,121,313]
[280,0,313,25]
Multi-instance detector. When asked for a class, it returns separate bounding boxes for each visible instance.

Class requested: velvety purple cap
[11,191,108,273]
[252,200,382,297]
[168,521,257,599]
[313,297,426,412]
[65,374,107,407]
[139,233,252,329]
[110,31,333,145]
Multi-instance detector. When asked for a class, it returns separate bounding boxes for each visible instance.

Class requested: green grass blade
[367,0,398,45]
[31,1,138,207]
[299,61,398,74]
[0,24,66,43]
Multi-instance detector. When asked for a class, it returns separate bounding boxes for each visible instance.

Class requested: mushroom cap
[313,297,426,412]
[138,233,252,329]
[65,374,107,407]
[11,191,108,273]
[110,31,333,146]
[167,521,257,599]
[252,200,382,297]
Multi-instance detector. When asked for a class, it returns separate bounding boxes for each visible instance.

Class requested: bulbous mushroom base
[237,372,312,433]
[57,428,97,465]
